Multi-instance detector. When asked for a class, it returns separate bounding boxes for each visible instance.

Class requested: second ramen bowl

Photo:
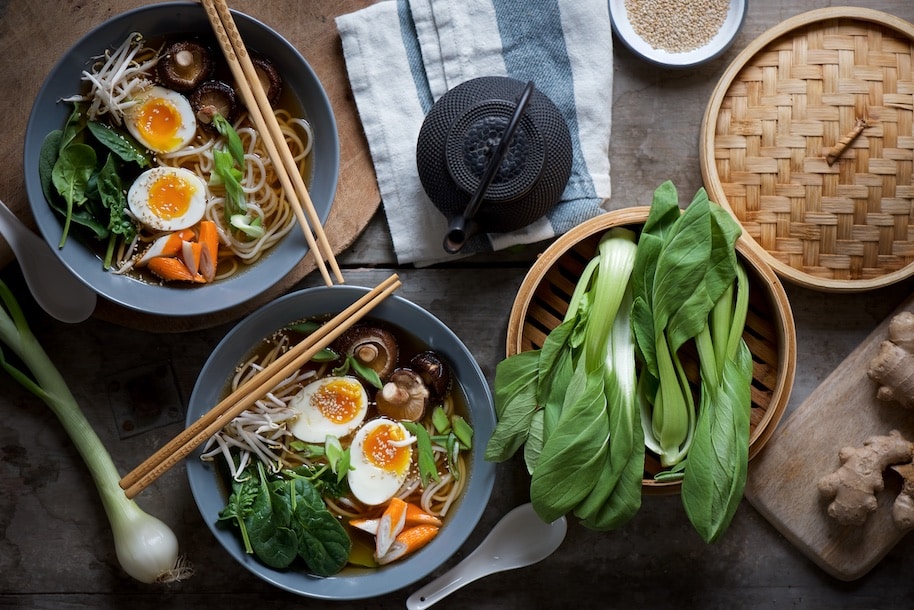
[23,2,339,318]
[186,285,497,599]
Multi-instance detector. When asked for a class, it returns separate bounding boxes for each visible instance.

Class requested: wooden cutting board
[0,0,380,332]
[745,296,914,581]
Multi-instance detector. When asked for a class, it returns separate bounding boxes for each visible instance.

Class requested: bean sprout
[62,32,159,124]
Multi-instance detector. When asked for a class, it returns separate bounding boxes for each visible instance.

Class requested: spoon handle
[406,549,492,610]
[0,198,96,323]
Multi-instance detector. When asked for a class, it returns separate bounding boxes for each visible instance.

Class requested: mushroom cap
[334,325,399,381]
[251,54,283,107]
[189,80,239,131]
[376,368,429,422]
[156,40,214,92]
[410,351,451,401]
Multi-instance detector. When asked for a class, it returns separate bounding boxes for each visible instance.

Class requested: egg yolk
[311,379,364,424]
[147,173,197,220]
[362,423,411,475]
[135,97,184,152]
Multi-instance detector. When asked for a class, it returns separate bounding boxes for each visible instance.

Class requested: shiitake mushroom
[156,40,213,92]
[189,80,239,132]
[409,351,451,401]
[376,368,430,422]
[333,325,399,381]
[250,54,283,106]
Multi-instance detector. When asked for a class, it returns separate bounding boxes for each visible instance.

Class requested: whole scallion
[0,279,191,583]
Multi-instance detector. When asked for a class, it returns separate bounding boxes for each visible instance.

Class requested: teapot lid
[416,76,572,253]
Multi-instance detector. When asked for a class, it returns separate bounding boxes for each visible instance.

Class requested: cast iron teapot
[416,76,573,253]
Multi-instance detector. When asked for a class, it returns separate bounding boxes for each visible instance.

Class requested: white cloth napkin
[336,0,613,266]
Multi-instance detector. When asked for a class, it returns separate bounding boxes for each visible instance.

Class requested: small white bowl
[609,0,746,68]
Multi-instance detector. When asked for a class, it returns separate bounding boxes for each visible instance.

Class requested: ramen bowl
[186,285,497,599]
[507,207,797,495]
[23,2,339,318]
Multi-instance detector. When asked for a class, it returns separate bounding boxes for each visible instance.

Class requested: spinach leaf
[97,154,137,269]
[39,130,63,203]
[218,471,260,554]
[59,104,87,151]
[287,462,349,498]
[246,465,298,569]
[290,478,351,577]
[51,143,97,247]
[51,143,96,208]
[87,120,151,167]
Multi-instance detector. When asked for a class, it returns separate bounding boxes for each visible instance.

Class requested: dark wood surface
[3,1,914,608]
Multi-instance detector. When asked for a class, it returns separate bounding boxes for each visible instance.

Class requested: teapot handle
[443,80,535,254]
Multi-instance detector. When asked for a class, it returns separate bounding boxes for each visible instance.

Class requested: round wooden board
[0,0,380,332]
[700,7,914,292]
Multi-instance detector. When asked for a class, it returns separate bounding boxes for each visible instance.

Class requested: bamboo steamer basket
[700,8,914,292]
[506,207,797,495]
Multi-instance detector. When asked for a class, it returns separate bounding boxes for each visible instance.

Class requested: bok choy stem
[0,279,191,583]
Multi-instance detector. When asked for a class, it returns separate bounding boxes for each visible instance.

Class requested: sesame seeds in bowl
[609,0,746,68]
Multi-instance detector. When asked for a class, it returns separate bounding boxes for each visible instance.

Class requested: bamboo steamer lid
[701,8,914,292]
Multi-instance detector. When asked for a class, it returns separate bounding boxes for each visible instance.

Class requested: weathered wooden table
[3,0,914,607]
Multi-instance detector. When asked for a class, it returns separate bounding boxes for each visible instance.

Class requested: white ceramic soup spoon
[406,503,567,609]
[0,198,96,323]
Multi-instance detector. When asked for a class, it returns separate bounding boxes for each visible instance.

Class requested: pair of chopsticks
[200,0,343,286]
[118,273,401,498]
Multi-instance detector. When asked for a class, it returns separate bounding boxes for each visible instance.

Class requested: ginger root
[868,311,914,409]
[818,430,914,526]
[890,462,914,529]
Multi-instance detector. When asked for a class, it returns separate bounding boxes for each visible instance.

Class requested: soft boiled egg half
[125,85,197,154]
[289,376,369,443]
[348,418,414,506]
[127,166,207,232]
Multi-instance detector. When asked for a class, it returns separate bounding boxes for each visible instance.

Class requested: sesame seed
[624,0,731,53]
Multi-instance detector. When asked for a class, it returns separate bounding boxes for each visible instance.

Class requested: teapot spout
[443,215,479,254]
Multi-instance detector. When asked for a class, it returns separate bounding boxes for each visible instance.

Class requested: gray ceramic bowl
[186,285,497,599]
[23,2,338,317]
[609,0,746,68]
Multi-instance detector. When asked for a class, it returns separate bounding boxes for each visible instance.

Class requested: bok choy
[631,183,752,540]
[487,181,754,543]
[0,279,191,583]
[486,228,642,529]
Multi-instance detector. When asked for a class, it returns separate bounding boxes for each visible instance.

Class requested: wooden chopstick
[119,273,401,498]
[200,0,344,286]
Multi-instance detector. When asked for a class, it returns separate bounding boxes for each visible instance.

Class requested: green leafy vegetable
[487,181,754,542]
[220,462,351,575]
[404,421,440,486]
[96,154,137,269]
[87,120,150,167]
[0,280,186,583]
[51,142,97,245]
[40,104,144,260]
[213,113,245,167]
[488,228,641,529]
[680,261,752,542]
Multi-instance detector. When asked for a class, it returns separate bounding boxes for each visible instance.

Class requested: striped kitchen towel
[336,0,613,266]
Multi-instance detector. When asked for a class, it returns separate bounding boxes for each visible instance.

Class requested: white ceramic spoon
[406,503,567,610]
[0,199,96,323]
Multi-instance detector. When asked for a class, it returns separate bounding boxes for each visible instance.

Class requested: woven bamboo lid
[701,8,914,291]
